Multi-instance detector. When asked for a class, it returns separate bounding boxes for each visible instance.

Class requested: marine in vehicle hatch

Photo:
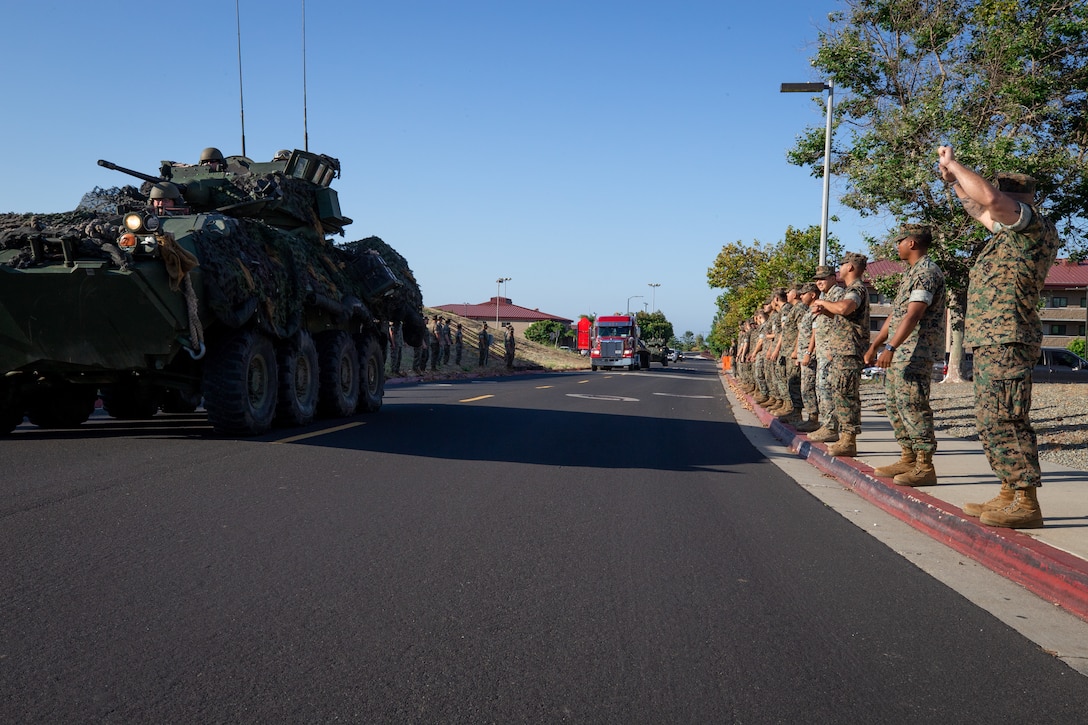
[199,147,227,172]
[148,182,189,216]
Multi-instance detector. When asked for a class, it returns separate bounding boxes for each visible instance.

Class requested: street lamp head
[780,82,830,93]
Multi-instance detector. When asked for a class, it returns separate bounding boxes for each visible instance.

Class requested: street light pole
[495,277,510,325]
[627,295,643,315]
[780,79,834,267]
[647,282,660,312]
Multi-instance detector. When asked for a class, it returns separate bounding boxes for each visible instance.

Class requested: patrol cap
[813,265,836,280]
[891,224,933,247]
[995,172,1036,195]
[843,251,868,273]
[799,282,818,295]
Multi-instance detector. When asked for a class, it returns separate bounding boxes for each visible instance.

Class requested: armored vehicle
[0,149,426,435]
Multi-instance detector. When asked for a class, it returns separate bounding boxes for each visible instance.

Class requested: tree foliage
[524,320,571,347]
[793,0,1088,270]
[635,310,674,344]
[705,225,843,352]
[788,0,1088,377]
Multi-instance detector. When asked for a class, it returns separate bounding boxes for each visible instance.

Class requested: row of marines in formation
[734,146,1062,531]
[387,317,517,374]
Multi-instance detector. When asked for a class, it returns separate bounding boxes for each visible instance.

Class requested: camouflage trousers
[784,357,802,407]
[773,356,788,399]
[816,350,837,430]
[883,364,936,452]
[829,354,862,434]
[973,343,1041,489]
[754,356,769,396]
[800,361,817,415]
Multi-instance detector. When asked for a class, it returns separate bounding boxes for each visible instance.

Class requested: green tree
[635,310,674,344]
[791,0,1088,379]
[706,224,844,351]
[524,320,571,347]
[1069,338,1086,358]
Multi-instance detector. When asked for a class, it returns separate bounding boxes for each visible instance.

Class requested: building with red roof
[433,297,573,339]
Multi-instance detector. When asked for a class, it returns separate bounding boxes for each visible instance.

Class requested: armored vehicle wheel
[591,364,598,371]
[316,331,360,418]
[203,328,279,436]
[1,384,22,434]
[161,387,203,414]
[26,384,98,428]
[276,331,319,426]
[102,383,161,419]
[355,332,385,414]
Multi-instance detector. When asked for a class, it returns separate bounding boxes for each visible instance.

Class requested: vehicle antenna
[302,0,309,152]
[236,0,247,157]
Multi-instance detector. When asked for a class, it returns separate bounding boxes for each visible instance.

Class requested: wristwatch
[884,344,896,353]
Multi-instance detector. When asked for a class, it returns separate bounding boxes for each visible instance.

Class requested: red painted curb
[731,379,1088,624]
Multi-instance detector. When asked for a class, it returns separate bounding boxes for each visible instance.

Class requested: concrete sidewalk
[721,373,1088,624]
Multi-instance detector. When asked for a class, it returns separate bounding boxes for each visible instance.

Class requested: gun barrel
[97,159,163,185]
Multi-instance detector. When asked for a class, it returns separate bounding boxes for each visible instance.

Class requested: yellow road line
[273,421,365,444]
[459,394,495,402]
[536,385,553,389]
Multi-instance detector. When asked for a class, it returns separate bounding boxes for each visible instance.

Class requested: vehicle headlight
[123,213,144,231]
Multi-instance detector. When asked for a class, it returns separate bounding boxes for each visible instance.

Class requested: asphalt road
[3,359,1087,722]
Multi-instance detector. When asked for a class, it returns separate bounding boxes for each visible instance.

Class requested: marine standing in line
[776,285,804,423]
[389,321,404,376]
[762,291,785,411]
[811,252,870,457]
[429,316,441,371]
[793,283,820,431]
[478,322,490,366]
[454,323,464,366]
[749,307,770,404]
[938,146,1061,529]
[808,266,845,441]
[503,323,516,369]
[864,225,946,486]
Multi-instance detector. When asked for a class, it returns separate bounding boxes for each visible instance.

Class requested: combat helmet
[199,147,225,165]
[149,182,182,200]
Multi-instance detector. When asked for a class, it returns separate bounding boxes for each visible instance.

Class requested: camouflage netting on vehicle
[339,236,427,346]
[0,186,143,269]
[193,217,358,339]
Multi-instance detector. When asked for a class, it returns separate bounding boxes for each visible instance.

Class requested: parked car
[667,349,682,363]
[1035,347,1088,383]
[935,347,1086,383]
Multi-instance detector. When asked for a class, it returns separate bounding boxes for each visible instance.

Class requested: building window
[1080,324,1086,336]
[1049,324,1067,335]
[868,292,882,304]
[1050,296,1068,308]
[1080,297,1086,308]
[870,318,883,332]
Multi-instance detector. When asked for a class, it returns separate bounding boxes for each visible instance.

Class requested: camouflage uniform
[883,255,946,453]
[389,321,404,375]
[780,300,803,409]
[753,319,770,398]
[765,306,783,399]
[439,318,451,365]
[429,318,441,370]
[813,283,844,429]
[827,277,870,435]
[796,300,818,416]
[967,203,1061,489]
[478,325,490,366]
[454,324,463,365]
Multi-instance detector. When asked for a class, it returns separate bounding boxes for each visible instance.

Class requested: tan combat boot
[753,393,770,405]
[766,398,784,413]
[962,484,1015,518]
[775,401,795,420]
[826,430,857,457]
[778,408,802,426]
[807,425,839,442]
[979,487,1043,529]
[893,450,937,487]
[873,447,916,478]
[794,414,820,433]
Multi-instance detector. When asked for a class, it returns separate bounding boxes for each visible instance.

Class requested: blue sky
[1,1,889,338]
